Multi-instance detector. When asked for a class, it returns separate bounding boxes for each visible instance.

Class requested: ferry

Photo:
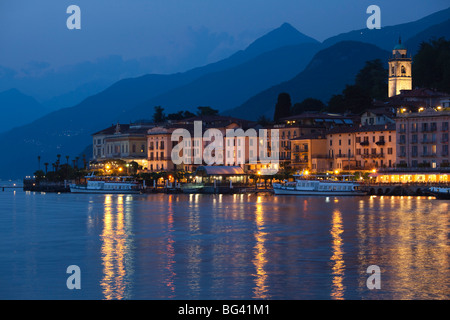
[272,174,366,196]
[427,187,450,200]
[70,174,142,194]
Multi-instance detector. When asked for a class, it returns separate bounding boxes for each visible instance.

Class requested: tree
[327,94,346,113]
[257,115,271,126]
[413,38,450,92]
[197,106,218,116]
[153,106,166,123]
[167,110,196,120]
[355,59,388,101]
[129,161,139,175]
[273,92,291,122]
[327,85,372,114]
[34,170,45,182]
[291,98,325,115]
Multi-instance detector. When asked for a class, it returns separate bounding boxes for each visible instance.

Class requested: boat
[427,187,450,200]
[70,174,142,194]
[272,174,366,196]
[180,183,204,194]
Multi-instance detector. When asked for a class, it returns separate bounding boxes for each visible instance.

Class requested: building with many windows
[396,108,449,169]
[92,122,154,169]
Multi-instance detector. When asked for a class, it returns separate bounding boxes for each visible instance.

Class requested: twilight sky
[0,0,449,71]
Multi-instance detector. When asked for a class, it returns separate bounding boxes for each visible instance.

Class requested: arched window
[401,65,406,75]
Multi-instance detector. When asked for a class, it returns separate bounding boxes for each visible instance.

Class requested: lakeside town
[23,41,450,197]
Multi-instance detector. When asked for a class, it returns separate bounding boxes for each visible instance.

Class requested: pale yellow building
[291,134,328,172]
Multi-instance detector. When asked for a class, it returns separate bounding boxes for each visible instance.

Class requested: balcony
[336,154,353,159]
[293,158,309,164]
[375,140,385,146]
[421,139,437,144]
[421,153,437,157]
[359,141,369,146]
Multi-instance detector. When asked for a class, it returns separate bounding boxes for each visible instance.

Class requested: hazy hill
[0,89,49,133]
[224,41,390,120]
[127,42,321,118]
[322,6,450,51]
[404,18,450,55]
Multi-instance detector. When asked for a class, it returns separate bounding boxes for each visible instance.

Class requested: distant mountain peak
[243,22,319,56]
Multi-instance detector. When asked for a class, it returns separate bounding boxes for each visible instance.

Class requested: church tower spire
[388,37,412,97]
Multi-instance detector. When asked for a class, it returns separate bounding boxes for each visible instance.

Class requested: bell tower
[388,37,412,97]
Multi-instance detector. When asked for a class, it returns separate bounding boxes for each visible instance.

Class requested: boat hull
[427,187,450,200]
[70,187,141,194]
[273,187,366,196]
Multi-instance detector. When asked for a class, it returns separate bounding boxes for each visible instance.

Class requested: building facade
[92,122,153,169]
[326,124,397,171]
[396,108,450,169]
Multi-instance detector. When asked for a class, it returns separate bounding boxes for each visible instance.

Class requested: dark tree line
[413,37,450,92]
[152,105,219,123]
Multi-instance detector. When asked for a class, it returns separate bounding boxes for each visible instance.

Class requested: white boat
[273,174,366,196]
[427,187,450,200]
[70,174,142,194]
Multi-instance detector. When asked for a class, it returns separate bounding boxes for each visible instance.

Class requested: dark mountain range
[404,18,450,55]
[0,89,49,133]
[0,23,319,179]
[224,41,390,120]
[322,6,450,51]
[126,42,321,118]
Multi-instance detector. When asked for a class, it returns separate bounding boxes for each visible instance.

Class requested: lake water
[0,187,448,300]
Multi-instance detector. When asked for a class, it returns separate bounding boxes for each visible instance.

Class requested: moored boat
[70,174,142,194]
[273,174,366,196]
[427,187,450,200]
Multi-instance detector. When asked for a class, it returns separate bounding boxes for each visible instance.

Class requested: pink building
[396,108,450,168]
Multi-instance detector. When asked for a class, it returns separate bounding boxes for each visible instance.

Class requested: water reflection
[357,198,449,299]
[330,209,345,300]
[100,195,134,300]
[252,196,269,299]
[165,195,176,298]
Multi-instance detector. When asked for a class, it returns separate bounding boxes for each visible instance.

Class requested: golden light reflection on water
[252,196,269,299]
[100,195,134,300]
[165,195,176,298]
[357,198,449,299]
[330,209,345,300]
